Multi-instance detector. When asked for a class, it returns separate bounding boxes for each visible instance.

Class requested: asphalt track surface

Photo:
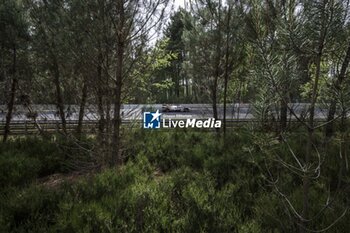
[0,103,330,122]
[0,103,334,135]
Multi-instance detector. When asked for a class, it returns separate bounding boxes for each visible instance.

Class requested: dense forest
[1,0,350,232]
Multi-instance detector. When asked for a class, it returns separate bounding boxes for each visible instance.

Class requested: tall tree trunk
[280,56,289,132]
[113,0,125,166]
[3,45,17,142]
[223,5,231,136]
[97,52,105,139]
[212,57,219,121]
[175,69,180,99]
[302,14,326,230]
[223,75,228,135]
[325,40,350,137]
[52,56,66,133]
[101,0,110,157]
[0,43,5,104]
[105,58,111,161]
[280,98,288,132]
[212,83,218,120]
[212,0,221,123]
[95,50,108,166]
[185,76,189,98]
[301,1,330,229]
[113,44,123,166]
[77,79,87,136]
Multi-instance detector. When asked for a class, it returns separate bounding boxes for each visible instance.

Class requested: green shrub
[0,185,61,233]
[1,130,348,232]
[0,137,64,178]
[0,152,42,187]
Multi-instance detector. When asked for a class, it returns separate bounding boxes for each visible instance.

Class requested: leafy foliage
[1,130,349,232]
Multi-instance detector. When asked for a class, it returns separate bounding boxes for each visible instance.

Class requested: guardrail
[0,118,329,135]
[0,119,139,135]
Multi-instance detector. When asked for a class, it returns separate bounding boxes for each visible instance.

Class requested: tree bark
[223,5,231,136]
[280,98,288,132]
[176,66,180,99]
[212,84,218,120]
[325,40,350,137]
[0,43,5,104]
[302,5,326,227]
[77,79,88,136]
[97,52,105,138]
[113,43,123,166]
[3,45,17,142]
[212,0,222,123]
[112,0,125,166]
[52,56,66,133]
[105,59,112,160]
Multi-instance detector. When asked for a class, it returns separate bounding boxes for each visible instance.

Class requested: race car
[162,104,190,112]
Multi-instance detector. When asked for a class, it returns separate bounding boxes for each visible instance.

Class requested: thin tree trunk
[280,55,289,132]
[77,79,87,136]
[295,55,312,232]
[212,0,221,123]
[212,58,219,121]
[325,40,350,137]
[0,43,5,104]
[212,85,218,120]
[113,0,125,166]
[185,76,189,98]
[301,1,329,228]
[176,68,180,99]
[302,55,321,232]
[52,56,66,133]
[302,21,325,232]
[101,0,111,150]
[113,44,123,166]
[3,45,17,142]
[280,98,288,132]
[97,52,105,139]
[105,58,111,160]
[223,77,228,135]
[223,4,231,136]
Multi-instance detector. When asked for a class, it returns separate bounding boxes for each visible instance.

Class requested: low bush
[0,130,349,232]
[0,185,61,233]
[0,151,41,187]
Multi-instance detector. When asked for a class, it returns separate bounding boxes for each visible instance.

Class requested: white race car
[162,104,190,112]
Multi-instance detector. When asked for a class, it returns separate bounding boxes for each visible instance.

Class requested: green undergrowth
[0,135,94,188]
[0,130,349,232]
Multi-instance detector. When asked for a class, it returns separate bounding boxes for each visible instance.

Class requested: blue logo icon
[143,110,162,129]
